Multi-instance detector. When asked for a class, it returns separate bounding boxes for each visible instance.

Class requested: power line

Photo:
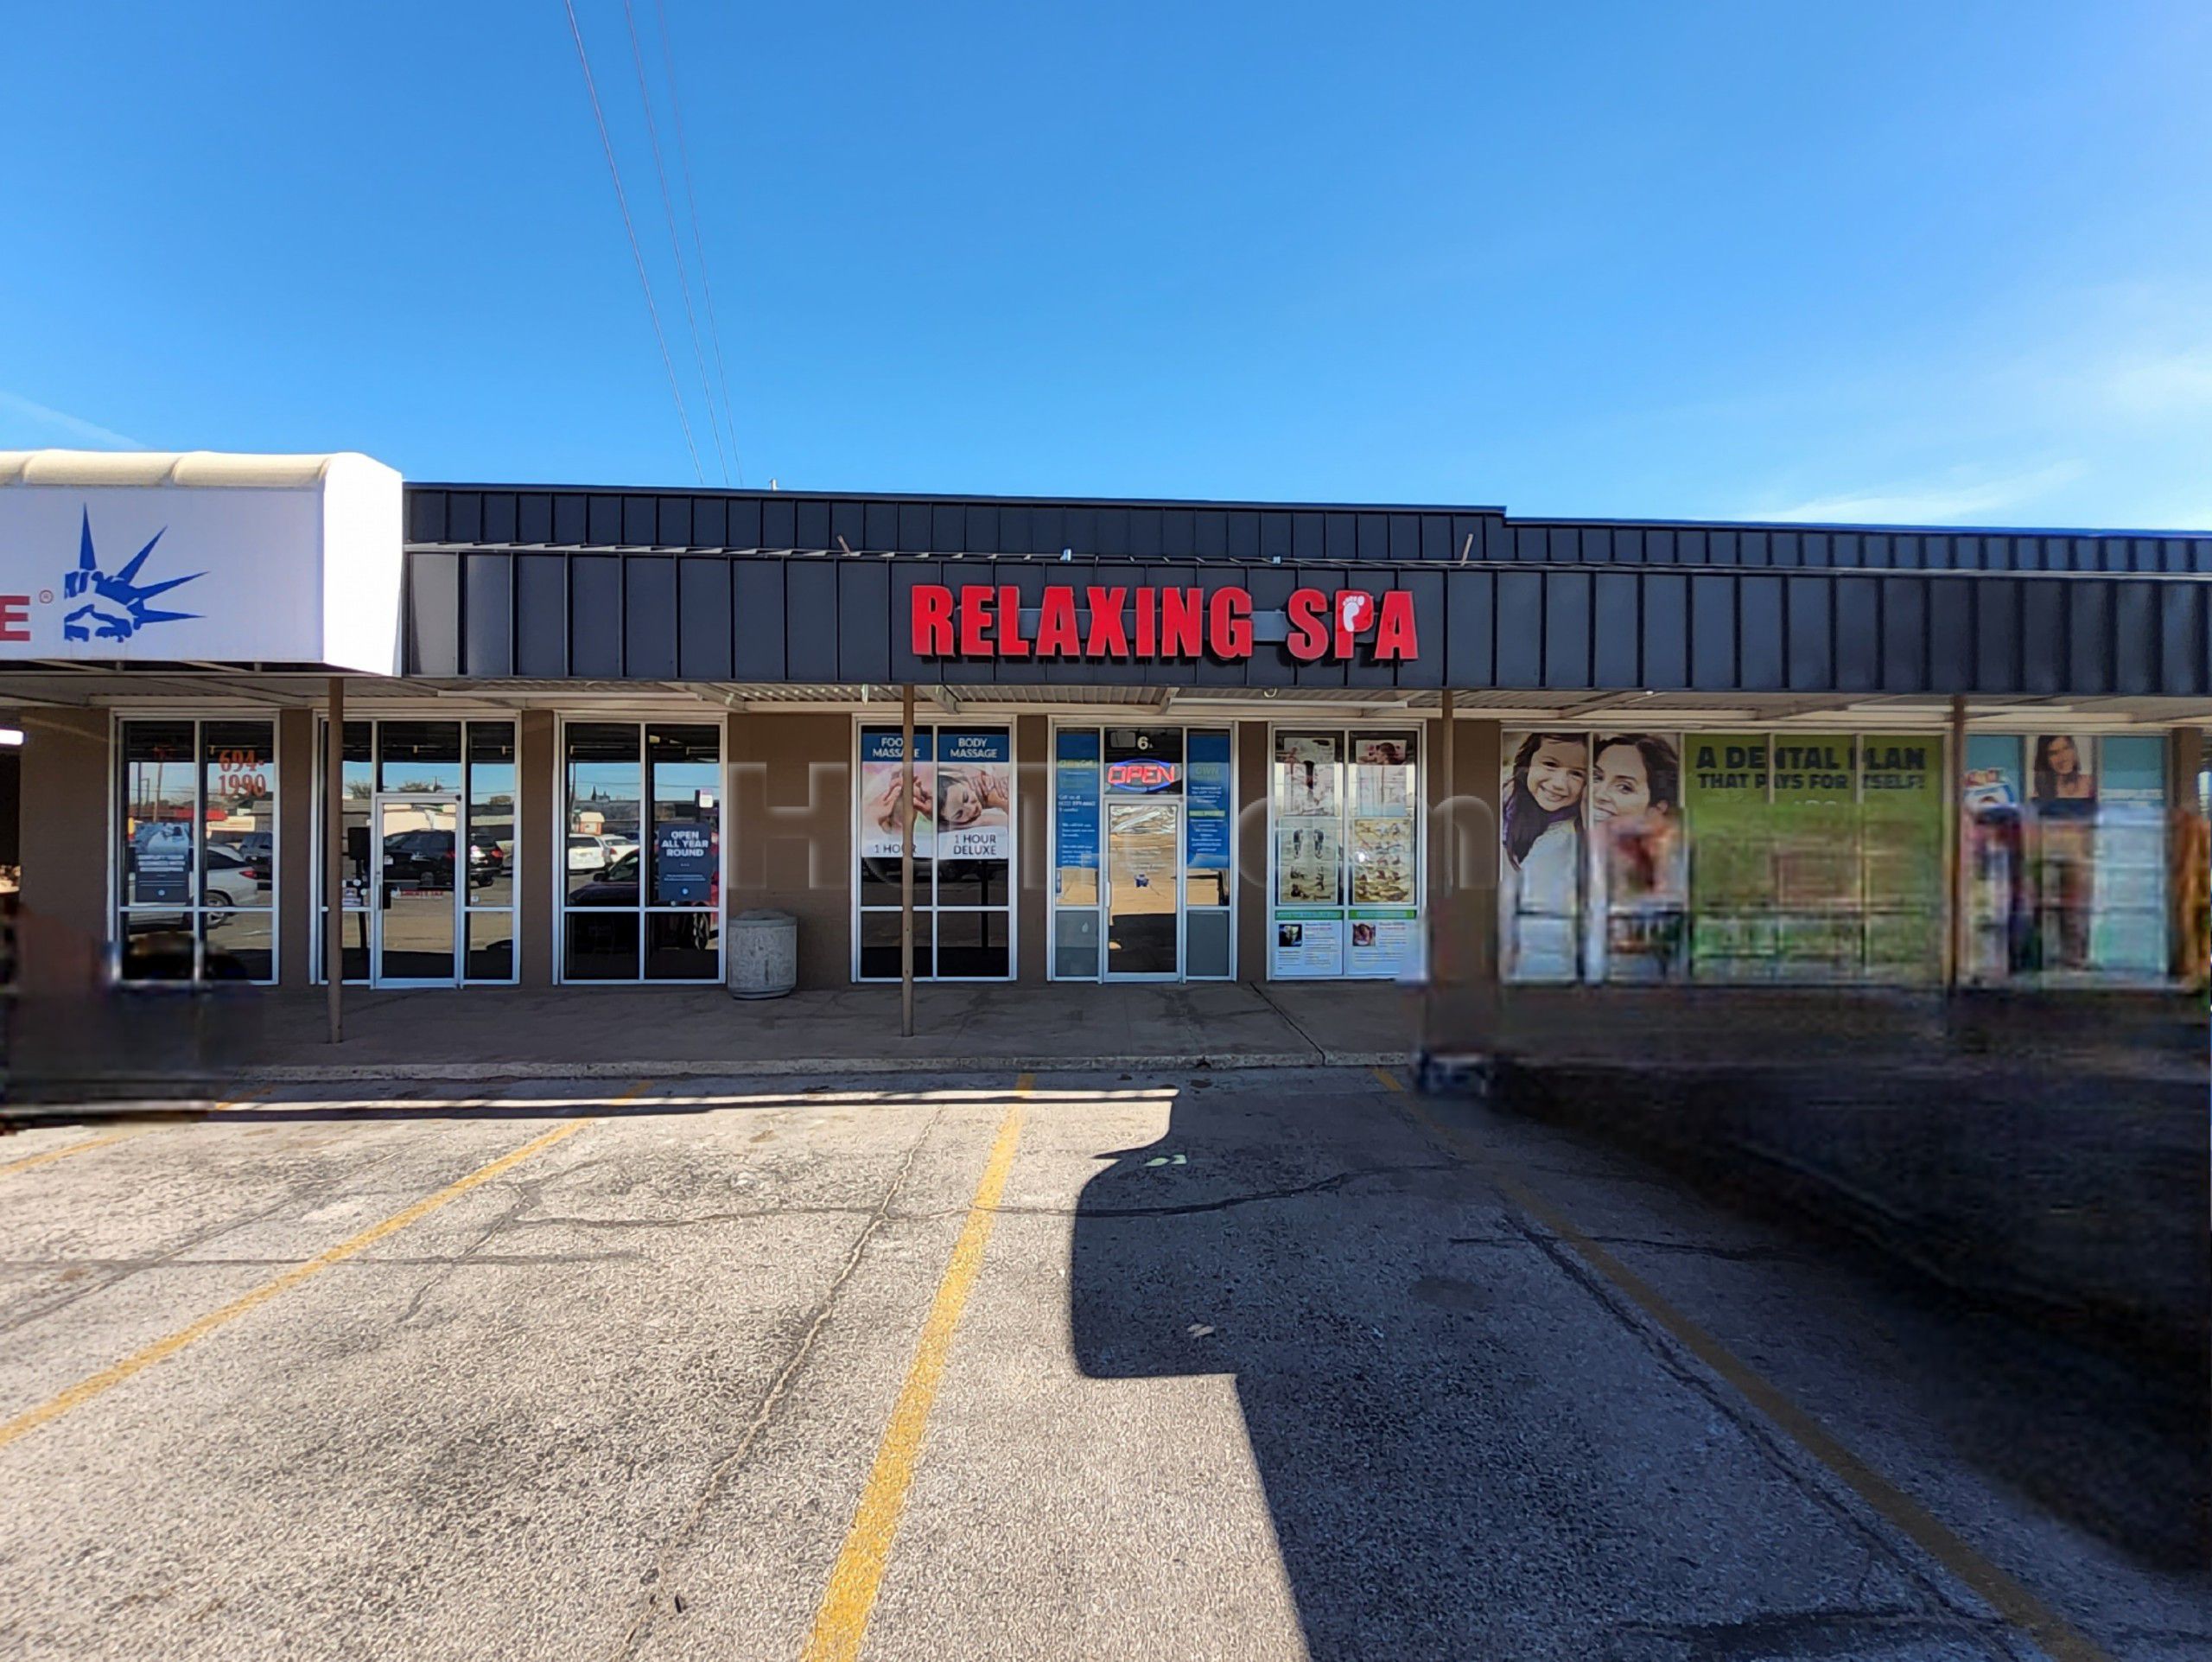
[560,0,702,484]
[620,0,730,487]
[653,0,745,487]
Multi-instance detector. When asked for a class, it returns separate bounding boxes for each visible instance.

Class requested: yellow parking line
[801,1074,1033,1662]
[0,1132,134,1179]
[1393,1081,2112,1662]
[0,1081,652,1455]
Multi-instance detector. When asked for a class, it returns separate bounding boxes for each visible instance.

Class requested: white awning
[0,449,403,672]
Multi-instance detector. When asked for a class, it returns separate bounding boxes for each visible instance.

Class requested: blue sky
[5,3,2210,528]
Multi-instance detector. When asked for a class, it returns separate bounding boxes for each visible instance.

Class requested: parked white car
[567,834,617,873]
[198,845,261,907]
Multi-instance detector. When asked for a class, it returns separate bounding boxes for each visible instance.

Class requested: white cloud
[1762,461,2086,525]
[2093,347,2212,418]
[0,390,146,450]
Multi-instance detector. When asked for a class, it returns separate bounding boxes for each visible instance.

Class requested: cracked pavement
[0,1068,2204,1660]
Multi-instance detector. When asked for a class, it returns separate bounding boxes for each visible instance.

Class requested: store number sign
[213,748,268,799]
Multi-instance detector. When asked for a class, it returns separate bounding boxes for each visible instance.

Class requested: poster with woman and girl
[1498,731,1687,982]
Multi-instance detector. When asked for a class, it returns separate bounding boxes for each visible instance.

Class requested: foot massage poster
[859,728,930,860]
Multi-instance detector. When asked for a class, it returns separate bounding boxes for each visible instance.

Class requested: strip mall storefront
[5,453,2209,1001]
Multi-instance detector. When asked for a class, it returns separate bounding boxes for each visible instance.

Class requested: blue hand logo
[62,509,202,642]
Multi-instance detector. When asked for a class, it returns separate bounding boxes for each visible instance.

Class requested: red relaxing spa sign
[909,582,1418,663]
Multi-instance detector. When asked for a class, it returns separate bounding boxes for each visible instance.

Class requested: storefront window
[1051,725,1232,980]
[1271,728,1419,979]
[1502,729,1944,987]
[563,722,721,982]
[1964,733,2167,983]
[316,718,519,985]
[117,717,276,984]
[855,724,1013,980]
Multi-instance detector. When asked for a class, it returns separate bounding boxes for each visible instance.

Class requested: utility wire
[653,0,745,487]
[561,0,702,484]
[621,0,730,487]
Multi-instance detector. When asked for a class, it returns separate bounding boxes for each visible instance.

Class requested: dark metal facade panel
[570,557,622,678]
[1738,576,1783,691]
[1444,569,1493,689]
[1834,578,1879,692]
[1495,572,1544,686]
[518,493,553,545]
[1640,574,1688,690]
[836,562,892,685]
[587,495,620,546]
[658,496,693,548]
[1592,572,1639,686]
[1541,570,1592,689]
[797,500,830,551]
[1785,576,1831,692]
[553,494,587,545]
[624,559,677,679]
[1975,579,2020,692]
[692,495,728,549]
[1928,578,1973,694]
[447,493,483,544]
[2067,582,2113,694]
[2113,583,2158,696]
[763,497,797,550]
[515,555,568,678]
[732,561,785,680]
[1881,577,1927,691]
[408,480,2210,584]
[1689,575,1735,691]
[783,564,837,680]
[677,560,732,679]
[406,553,461,678]
[2020,583,2065,695]
[409,488,448,543]
[462,553,512,678]
[2161,583,2203,697]
[411,549,2212,697]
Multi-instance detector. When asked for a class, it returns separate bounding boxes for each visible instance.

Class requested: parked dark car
[468,830,507,877]
[565,848,639,907]
[383,830,458,891]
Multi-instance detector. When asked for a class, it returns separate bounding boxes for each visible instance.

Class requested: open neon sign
[1105,760,1180,792]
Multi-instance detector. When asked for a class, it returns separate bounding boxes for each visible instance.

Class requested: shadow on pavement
[1070,1072,2209,1660]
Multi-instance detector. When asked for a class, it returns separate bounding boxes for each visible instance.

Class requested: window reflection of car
[126,844,259,921]
[198,845,261,907]
[568,848,640,907]
[383,830,487,890]
[567,847,718,958]
[567,834,616,873]
[469,831,508,877]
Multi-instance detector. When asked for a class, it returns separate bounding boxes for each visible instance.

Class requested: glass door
[374,795,461,985]
[1105,799,1181,979]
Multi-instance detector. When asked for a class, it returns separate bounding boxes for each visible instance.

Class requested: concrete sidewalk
[0,979,1424,1092]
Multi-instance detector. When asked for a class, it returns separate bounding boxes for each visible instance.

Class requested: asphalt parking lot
[0,1069,2204,1661]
